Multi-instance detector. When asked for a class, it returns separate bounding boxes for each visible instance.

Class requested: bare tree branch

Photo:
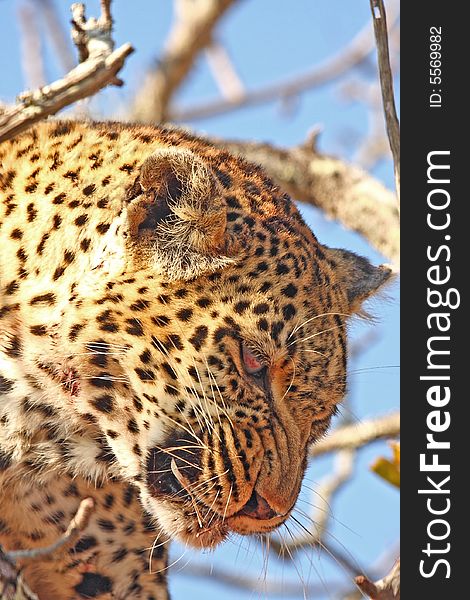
[70,1,116,66]
[369,0,400,205]
[18,2,46,91]
[356,557,400,599]
[205,40,245,101]
[37,0,76,74]
[211,135,400,267]
[310,412,400,458]
[6,498,94,563]
[1,498,94,600]
[131,0,238,123]
[0,549,39,600]
[171,1,399,122]
[178,560,345,597]
[0,1,133,144]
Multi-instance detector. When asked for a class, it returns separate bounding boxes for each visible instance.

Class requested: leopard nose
[237,490,281,521]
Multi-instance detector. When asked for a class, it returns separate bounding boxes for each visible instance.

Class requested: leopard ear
[324,247,393,311]
[125,147,234,281]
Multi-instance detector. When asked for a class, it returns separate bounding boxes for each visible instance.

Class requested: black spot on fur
[161,362,178,380]
[253,303,269,315]
[214,168,232,188]
[30,325,47,336]
[196,297,212,308]
[91,394,114,412]
[151,315,170,327]
[96,519,115,532]
[30,293,56,305]
[37,233,50,255]
[282,283,298,298]
[51,122,73,137]
[112,547,128,562]
[282,304,296,321]
[4,280,19,295]
[234,301,249,314]
[96,223,110,234]
[127,418,139,434]
[126,318,144,336]
[135,368,156,382]
[90,375,114,389]
[27,202,37,222]
[80,238,91,251]
[75,214,89,226]
[130,299,150,311]
[74,572,112,597]
[72,536,97,554]
[165,384,179,396]
[176,308,193,322]
[0,376,14,395]
[82,184,96,196]
[53,266,65,280]
[189,325,208,351]
[139,349,151,364]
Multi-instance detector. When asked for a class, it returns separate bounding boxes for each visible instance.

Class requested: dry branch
[0,498,94,600]
[171,1,399,122]
[0,1,133,144]
[369,0,400,205]
[356,557,400,599]
[37,0,76,74]
[6,498,94,563]
[211,135,400,267]
[0,550,38,600]
[179,560,345,597]
[310,412,400,458]
[131,0,238,123]
[18,3,46,91]
[205,40,245,101]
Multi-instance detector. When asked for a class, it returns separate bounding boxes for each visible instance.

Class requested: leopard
[0,120,391,599]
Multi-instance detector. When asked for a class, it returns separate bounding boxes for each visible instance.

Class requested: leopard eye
[241,344,265,376]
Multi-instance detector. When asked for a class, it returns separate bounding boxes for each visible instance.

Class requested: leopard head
[67,142,392,548]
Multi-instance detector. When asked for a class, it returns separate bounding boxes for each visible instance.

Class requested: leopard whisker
[287,324,346,348]
[288,311,351,340]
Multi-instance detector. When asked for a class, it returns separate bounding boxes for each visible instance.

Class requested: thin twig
[7,498,95,562]
[18,2,47,91]
[356,557,400,599]
[0,1,133,144]
[310,412,400,458]
[0,548,39,600]
[178,560,345,596]
[205,40,245,101]
[1,498,94,599]
[369,0,400,206]
[100,0,112,25]
[36,0,76,73]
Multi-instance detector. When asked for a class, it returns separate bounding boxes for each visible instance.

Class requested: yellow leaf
[371,442,400,488]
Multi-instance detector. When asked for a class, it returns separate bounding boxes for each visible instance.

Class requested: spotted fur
[0,121,391,598]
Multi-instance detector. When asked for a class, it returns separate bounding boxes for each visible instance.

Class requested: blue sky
[0,1,399,598]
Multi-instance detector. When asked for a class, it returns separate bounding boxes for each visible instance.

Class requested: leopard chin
[141,493,289,550]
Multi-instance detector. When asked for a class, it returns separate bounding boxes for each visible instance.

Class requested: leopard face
[0,121,391,550]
